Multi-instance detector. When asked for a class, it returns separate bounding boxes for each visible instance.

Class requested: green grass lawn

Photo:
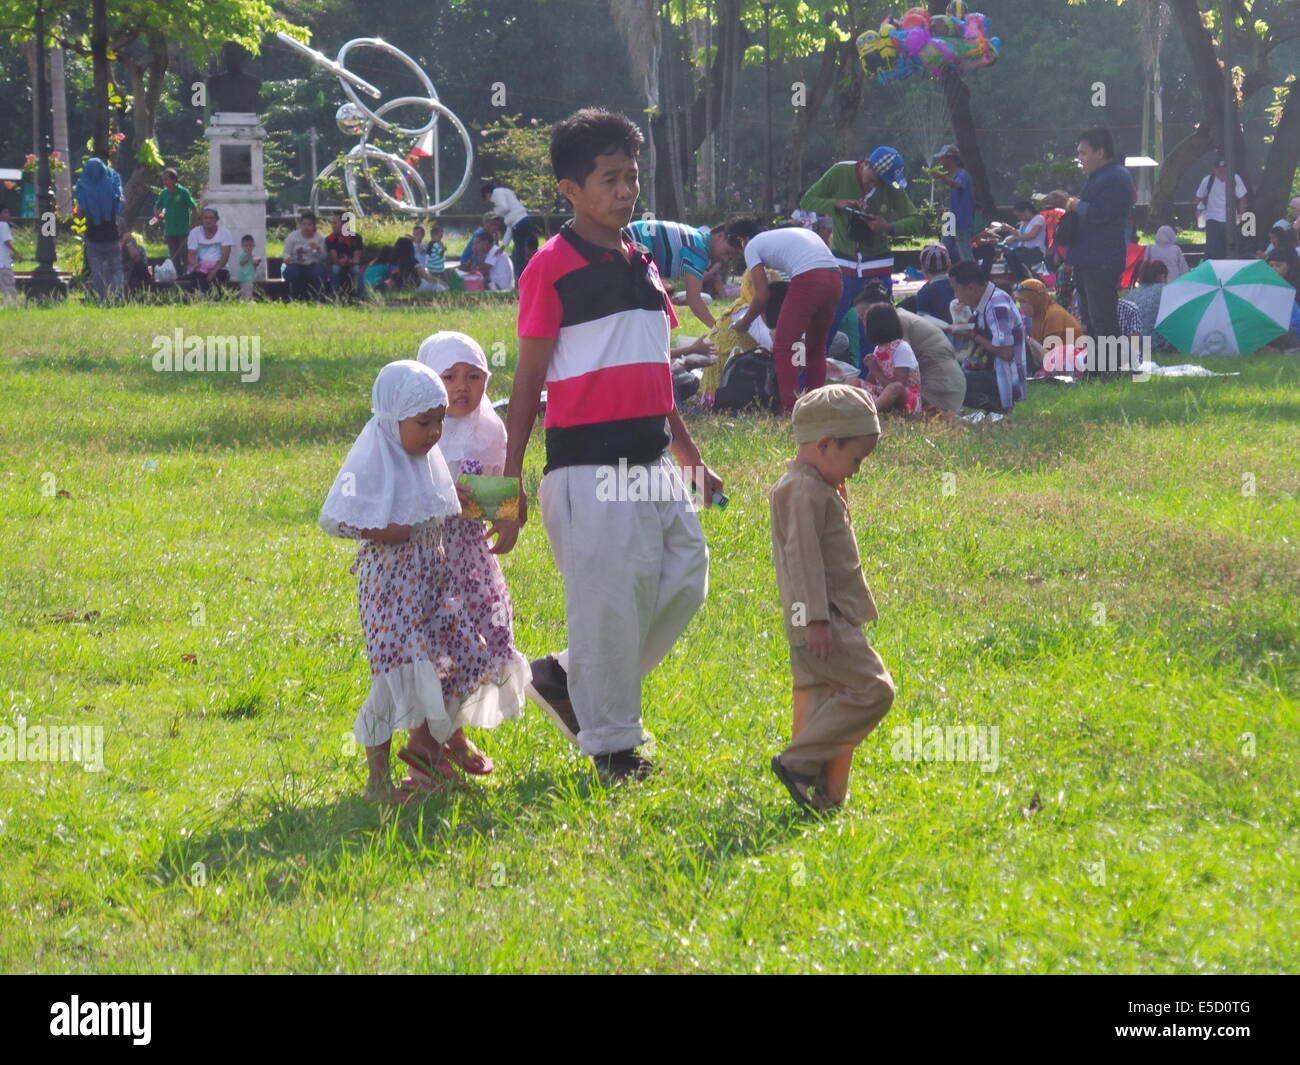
[1,300,1296,974]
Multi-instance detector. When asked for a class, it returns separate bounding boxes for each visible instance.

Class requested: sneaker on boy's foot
[526,654,580,746]
[593,749,655,787]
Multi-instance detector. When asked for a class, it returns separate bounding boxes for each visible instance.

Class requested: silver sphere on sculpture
[335,102,368,136]
[279,32,473,217]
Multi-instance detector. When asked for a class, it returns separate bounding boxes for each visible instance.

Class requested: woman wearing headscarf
[1013,278,1083,373]
[73,157,124,302]
[1143,225,1189,281]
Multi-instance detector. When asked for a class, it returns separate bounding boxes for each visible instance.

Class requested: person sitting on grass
[185,207,234,295]
[326,210,364,300]
[850,283,967,421]
[1013,277,1083,374]
[769,384,894,812]
[363,247,394,296]
[950,260,1026,414]
[1003,200,1048,281]
[120,224,152,297]
[458,223,491,268]
[1263,241,1300,351]
[1144,224,1189,281]
[1124,261,1175,357]
[914,243,954,323]
[409,224,428,268]
[856,302,922,417]
[390,236,420,291]
[482,238,516,292]
[280,210,328,300]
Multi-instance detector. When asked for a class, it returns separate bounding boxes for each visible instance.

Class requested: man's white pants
[539,456,709,757]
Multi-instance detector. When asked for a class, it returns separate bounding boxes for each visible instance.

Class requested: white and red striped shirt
[518,224,678,470]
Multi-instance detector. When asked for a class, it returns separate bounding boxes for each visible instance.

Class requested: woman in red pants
[729,219,843,413]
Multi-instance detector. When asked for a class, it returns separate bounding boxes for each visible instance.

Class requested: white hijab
[416,331,508,476]
[319,359,461,538]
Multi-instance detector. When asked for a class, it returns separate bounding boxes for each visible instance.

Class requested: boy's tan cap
[792,384,881,443]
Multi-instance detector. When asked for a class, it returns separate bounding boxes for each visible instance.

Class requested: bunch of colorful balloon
[857,2,1001,83]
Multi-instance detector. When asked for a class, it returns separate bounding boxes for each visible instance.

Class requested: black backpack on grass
[714,348,779,414]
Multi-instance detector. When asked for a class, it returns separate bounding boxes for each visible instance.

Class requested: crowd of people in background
[4,127,1299,369]
[16,161,540,304]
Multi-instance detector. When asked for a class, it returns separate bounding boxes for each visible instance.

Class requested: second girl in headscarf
[415,332,529,778]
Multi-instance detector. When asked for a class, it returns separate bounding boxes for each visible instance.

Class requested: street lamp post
[27,0,68,300]
[761,0,773,215]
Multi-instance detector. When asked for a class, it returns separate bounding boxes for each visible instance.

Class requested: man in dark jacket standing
[1065,128,1134,375]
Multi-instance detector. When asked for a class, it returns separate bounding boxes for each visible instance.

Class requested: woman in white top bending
[481,180,538,278]
[727,218,843,414]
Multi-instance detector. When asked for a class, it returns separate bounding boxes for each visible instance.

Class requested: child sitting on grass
[858,302,922,417]
[319,360,464,804]
[769,385,895,811]
[413,331,529,778]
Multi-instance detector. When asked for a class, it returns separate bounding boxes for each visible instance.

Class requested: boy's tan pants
[783,611,894,777]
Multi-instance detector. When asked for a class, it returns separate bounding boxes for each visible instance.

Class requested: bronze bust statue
[208,43,261,114]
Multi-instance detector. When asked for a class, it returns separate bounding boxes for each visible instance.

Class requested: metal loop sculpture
[277,33,473,217]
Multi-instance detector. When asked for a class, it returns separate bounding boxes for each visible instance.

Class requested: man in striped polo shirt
[498,108,724,786]
[800,147,923,343]
[628,216,734,329]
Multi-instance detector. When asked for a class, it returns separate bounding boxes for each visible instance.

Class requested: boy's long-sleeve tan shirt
[769,460,878,647]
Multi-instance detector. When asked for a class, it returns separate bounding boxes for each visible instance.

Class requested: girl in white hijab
[320,359,462,803]
[1143,225,1190,281]
[415,332,528,774]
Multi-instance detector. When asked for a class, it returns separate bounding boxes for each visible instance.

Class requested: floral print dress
[431,459,529,730]
[347,520,453,746]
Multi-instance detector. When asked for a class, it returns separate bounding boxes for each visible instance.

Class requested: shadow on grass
[152,762,812,905]
[13,349,1296,458]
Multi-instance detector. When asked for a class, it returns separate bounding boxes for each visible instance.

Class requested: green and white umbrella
[1156,259,1294,355]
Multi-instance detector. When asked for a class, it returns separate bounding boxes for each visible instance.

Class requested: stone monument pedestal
[204,112,268,280]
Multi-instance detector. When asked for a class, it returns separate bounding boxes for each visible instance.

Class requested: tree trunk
[939,69,995,217]
[50,46,73,217]
[780,34,841,212]
[649,0,746,219]
[1254,79,1300,231]
[829,46,864,162]
[91,0,110,159]
[120,49,168,226]
[1149,125,1214,221]
[925,1,994,217]
[690,16,716,209]
[1152,0,1252,220]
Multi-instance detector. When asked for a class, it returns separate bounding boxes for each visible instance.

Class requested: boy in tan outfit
[769,385,895,811]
